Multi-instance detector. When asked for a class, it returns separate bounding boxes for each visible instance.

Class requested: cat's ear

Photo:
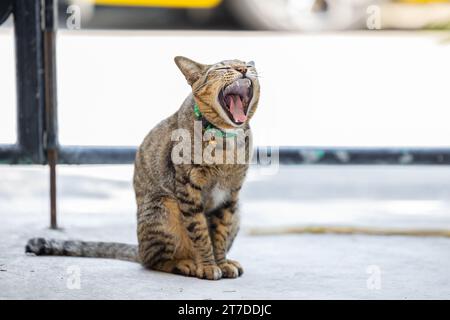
[174,56,206,86]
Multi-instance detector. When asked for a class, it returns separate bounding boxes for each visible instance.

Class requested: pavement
[1,165,449,299]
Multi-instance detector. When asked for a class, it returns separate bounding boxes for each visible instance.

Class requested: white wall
[1,30,450,147]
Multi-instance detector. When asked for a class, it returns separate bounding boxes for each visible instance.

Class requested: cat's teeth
[223,79,251,96]
[242,78,251,87]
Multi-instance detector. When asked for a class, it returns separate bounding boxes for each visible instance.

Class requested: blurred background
[1,0,450,299]
[58,0,450,31]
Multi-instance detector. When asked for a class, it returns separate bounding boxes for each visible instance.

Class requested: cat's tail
[25,238,139,263]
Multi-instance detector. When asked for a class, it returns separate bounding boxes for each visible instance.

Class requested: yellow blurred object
[397,0,450,3]
[93,0,222,8]
[381,1,450,29]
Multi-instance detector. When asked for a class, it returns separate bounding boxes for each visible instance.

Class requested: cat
[25,56,260,280]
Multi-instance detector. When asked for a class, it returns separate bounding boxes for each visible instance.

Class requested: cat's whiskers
[247,72,261,78]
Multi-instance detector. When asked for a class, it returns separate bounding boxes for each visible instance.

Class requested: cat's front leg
[209,190,244,278]
[175,167,222,280]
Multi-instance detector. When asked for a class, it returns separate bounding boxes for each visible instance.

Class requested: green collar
[194,103,237,138]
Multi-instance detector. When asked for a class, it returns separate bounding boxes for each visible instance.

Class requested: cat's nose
[235,66,247,76]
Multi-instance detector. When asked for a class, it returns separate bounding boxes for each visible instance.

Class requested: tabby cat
[26,56,260,280]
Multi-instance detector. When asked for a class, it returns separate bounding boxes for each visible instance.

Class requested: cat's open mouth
[218,78,253,124]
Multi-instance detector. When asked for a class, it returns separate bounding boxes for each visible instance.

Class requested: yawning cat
[25,57,260,280]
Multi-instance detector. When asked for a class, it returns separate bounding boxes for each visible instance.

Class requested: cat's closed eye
[213,66,232,71]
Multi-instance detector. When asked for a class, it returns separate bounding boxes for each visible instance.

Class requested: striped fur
[25,57,260,281]
[25,238,138,262]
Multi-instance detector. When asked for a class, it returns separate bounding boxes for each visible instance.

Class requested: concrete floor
[1,166,449,299]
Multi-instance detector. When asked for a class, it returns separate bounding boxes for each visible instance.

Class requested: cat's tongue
[227,94,247,123]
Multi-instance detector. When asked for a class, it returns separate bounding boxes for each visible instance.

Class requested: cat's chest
[203,182,231,212]
[210,184,230,209]
[202,165,247,212]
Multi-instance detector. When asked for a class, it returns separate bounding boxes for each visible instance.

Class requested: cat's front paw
[172,259,197,277]
[196,264,222,280]
[218,259,244,278]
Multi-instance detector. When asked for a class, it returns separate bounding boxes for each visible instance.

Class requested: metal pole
[48,149,58,229]
[0,0,12,25]
[43,0,59,229]
[55,146,450,165]
[13,0,47,164]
